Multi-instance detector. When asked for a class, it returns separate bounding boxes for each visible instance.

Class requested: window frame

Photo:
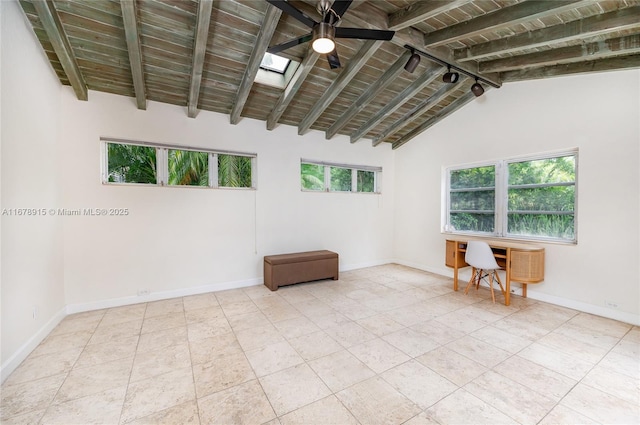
[444,149,578,244]
[300,159,381,194]
[101,138,257,190]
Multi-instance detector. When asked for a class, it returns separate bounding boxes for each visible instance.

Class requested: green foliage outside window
[107,143,157,184]
[357,170,375,193]
[449,166,495,233]
[106,142,254,189]
[507,156,575,239]
[448,154,577,241]
[301,162,379,193]
[218,154,252,188]
[169,149,208,186]
[330,167,352,192]
[301,163,324,191]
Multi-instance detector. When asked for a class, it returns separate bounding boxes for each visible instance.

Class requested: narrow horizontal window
[301,159,381,193]
[102,138,256,190]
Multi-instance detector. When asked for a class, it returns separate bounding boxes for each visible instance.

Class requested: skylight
[260,52,290,74]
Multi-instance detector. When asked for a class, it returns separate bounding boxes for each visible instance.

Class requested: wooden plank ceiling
[20,0,640,149]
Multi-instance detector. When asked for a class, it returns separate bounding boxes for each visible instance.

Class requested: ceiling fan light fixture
[471,78,484,97]
[443,66,459,83]
[404,51,421,73]
[312,23,335,54]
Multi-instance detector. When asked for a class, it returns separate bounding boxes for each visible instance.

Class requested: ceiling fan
[266,0,395,69]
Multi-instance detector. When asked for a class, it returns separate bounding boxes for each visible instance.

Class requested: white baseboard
[1,306,66,384]
[66,277,264,314]
[393,259,639,326]
[66,260,392,314]
[341,258,393,272]
[392,259,452,277]
[526,290,640,326]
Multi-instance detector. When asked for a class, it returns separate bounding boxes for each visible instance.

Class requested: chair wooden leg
[464,268,477,295]
[495,271,506,295]
[488,272,496,303]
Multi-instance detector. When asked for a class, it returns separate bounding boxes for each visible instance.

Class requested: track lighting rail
[403,45,501,89]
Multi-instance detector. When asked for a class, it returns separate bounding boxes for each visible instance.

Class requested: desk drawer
[445,240,468,268]
[511,249,545,283]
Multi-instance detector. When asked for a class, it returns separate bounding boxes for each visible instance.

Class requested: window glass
[260,52,290,74]
[507,155,576,240]
[449,166,495,233]
[330,167,352,192]
[446,152,577,242]
[357,170,375,193]
[301,163,325,191]
[218,154,252,188]
[300,160,381,193]
[168,149,208,186]
[107,143,157,184]
[103,140,255,189]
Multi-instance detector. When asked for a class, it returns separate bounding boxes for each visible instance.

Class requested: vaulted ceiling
[19,0,640,149]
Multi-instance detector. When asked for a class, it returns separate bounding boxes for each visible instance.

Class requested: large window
[301,160,381,193]
[445,151,577,243]
[103,139,255,189]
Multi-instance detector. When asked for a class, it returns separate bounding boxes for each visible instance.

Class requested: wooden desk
[446,238,545,306]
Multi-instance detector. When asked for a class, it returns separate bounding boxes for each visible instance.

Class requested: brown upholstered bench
[264,250,338,291]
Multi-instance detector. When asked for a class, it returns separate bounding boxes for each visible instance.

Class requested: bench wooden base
[264,250,338,291]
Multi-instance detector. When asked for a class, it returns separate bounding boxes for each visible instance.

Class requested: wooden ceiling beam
[267,50,320,130]
[388,0,472,31]
[372,79,467,146]
[350,64,441,143]
[121,0,146,110]
[230,4,282,125]
[187,0,213,118]
[454,6,640,62]
[325,50,411,140]
[423,0,589,47]
[298,39,383,136]
[343,2,503,87]
[479,34,640,73]
[392,90,479,150]
[32,0,87,100]
[500,54,640,82]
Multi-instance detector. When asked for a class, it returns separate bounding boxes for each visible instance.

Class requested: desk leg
[453,265,459,292]
[522,283,527,298]
[505,269,511,306]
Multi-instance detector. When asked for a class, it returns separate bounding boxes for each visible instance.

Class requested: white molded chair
[464,241,506,303]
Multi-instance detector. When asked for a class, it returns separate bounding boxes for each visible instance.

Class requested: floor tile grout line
[116,302,147,425]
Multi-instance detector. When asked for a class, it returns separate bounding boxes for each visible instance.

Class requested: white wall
[59,91,395,309]
[394,69,640,325]
[1,0,66,380]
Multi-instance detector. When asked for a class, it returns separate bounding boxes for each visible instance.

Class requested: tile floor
[1,264,639,424]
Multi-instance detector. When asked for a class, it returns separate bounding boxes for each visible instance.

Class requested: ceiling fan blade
[330,0,353,18]
[265,0,317,28]
[335,27,395,41]
[326,48,341,69]
[267,33,313,54]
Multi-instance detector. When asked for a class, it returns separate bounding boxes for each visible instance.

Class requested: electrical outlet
[137,289,150,296]
[32,306,39,320]
[605,300,620,309]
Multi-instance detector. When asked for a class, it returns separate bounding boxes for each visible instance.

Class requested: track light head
[442,66,459,83]
[471,78,484,97]
[404,51,421,73]
[312,23,335,54]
